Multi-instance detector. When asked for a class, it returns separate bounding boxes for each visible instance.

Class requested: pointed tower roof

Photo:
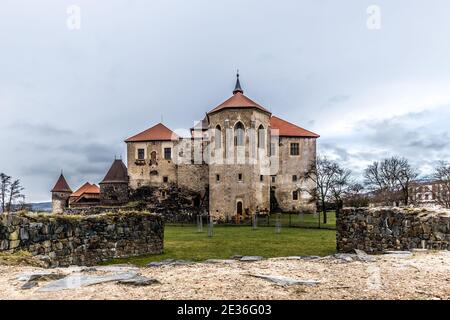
[208,73,271,115]
[51,174,72,193]
[233,71,243,94]
[125,123,179,142]
[100,159,129,184]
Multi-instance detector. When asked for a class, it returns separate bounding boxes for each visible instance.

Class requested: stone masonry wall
[0,211,164,267]
[272,137,316,213]
[337,207,450,253]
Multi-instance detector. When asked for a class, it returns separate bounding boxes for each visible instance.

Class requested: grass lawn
[106,225,336,267]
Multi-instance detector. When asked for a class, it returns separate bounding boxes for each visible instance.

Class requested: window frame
[164,147,172,160]
[290,143,300,156]
[137,148,145,160]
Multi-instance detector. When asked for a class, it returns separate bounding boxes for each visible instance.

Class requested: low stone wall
[337,207,450,253]
[0,211,164,267]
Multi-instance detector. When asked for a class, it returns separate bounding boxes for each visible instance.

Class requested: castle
[51,74,319,222]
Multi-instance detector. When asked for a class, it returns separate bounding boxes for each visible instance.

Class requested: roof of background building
[51,174,72,193]
[125,123,179,142]
[100,159,129,184]
[270,116,320,138]
[71,182,100,197]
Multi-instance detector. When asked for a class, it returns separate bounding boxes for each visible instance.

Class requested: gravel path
[0,251,449,300]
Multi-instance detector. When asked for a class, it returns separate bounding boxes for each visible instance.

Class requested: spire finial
[233,70,243,94]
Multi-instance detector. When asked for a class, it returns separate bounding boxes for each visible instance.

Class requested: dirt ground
[0,250,449,300]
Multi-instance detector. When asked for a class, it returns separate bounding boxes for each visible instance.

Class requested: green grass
[106,224,336,267]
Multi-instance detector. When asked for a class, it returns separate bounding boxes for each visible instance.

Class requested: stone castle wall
[336,207,450,253]
[272,137,316,213]
[0,212,164,267]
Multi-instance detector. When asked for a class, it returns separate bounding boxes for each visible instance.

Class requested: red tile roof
[208,92,271,115]
[71,182,100,197]
[100,159,128,184]
[51,174,72,193]
[270,116,320,138]
[125,123,179,142]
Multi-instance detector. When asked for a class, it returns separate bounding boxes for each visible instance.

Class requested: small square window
[293,191,299,200]
[163,176,169,183]
[260,175,264,182]
[292,175,298,182]
[272,176,276,183]
[164,148,172,160]
[238,173,243,182]
[216,174,220,182]
[137,149,145,160]
[290,143,300,156]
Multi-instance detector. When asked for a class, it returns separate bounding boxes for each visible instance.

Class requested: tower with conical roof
[99,159,129,205]
[207,72,272,222]
[51,172,72,213]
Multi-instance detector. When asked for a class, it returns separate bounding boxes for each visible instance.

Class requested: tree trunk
[321,199,327,224]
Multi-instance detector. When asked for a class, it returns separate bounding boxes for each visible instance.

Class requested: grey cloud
[328,95,351,104]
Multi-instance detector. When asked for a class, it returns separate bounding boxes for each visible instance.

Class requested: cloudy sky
[1,0,450,202]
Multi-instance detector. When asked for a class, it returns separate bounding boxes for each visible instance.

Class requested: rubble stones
[248,274,321,286]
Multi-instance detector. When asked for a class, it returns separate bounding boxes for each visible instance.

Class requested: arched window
[234,122,245,146]
[258,125,265,149]
[215,125,222,149]
[150,151,157,165]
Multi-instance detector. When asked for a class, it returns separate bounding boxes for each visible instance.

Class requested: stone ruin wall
[0,212,164,267]
[337,207,450,253]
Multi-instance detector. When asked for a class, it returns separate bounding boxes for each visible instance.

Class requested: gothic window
[234,122,245,146]
[215,125,222,149]
[258,125,265,149]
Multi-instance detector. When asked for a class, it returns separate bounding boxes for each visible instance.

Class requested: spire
[233,70,243,94]
[51,173,72,193]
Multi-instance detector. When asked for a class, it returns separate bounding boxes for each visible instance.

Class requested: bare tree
[343,183,369,208]
[432,161,450,208]
[0,173,11,213]
[7,179,24,212]
[0,174,25,213]
[364,156,417,206]
[330,167,352,215]
[302,155,343,224]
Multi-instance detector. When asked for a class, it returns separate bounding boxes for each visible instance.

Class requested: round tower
[51,173,72,214]
[100,159,129,206]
